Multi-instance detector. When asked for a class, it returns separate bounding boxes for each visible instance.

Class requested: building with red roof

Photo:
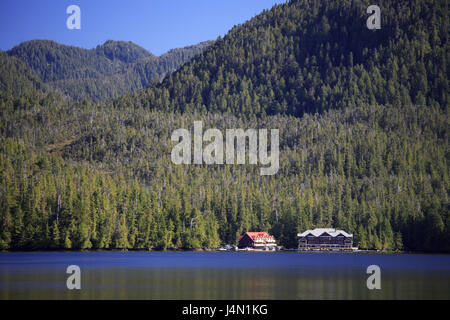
[237,232,277,249]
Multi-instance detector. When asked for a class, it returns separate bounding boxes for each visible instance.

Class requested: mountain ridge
[6,39,214,102]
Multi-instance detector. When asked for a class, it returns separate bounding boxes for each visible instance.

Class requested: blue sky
[0,0,286,55]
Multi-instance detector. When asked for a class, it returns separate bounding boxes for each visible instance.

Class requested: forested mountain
[0,0,448,252]
[7,40,213,102]
[127,0,448,116]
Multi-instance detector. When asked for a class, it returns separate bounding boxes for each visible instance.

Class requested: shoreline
[0,248,448,255]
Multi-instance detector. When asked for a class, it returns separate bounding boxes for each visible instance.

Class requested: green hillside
[0,51,43,96]
[0,0,448,252]
[129,0,448,116]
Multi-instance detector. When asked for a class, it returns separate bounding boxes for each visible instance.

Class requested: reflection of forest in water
[1,252,449,299]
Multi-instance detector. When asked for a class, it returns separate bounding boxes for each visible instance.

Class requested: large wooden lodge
[238,232,277,250]
[297,228,353,251]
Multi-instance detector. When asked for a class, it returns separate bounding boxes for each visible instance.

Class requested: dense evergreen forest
[129,0,448,117]
[6,39,212,102]
[0,0,448,252]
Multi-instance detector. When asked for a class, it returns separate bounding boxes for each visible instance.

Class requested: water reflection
[0,252,449,299]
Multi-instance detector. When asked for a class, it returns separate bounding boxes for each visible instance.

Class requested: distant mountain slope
[132,0,448,116]
[8,40,123,82]
[95,40,155,63]
[7,40,213,101]
[0,51,42,96]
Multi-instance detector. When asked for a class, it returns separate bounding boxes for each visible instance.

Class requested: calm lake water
[0,251,449,299]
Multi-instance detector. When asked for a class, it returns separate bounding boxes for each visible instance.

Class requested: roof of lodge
[240,232,274,240]
[297,228,353,238]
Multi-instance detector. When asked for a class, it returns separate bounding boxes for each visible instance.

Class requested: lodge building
[297,228,353,251]
[238,232,277,250]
